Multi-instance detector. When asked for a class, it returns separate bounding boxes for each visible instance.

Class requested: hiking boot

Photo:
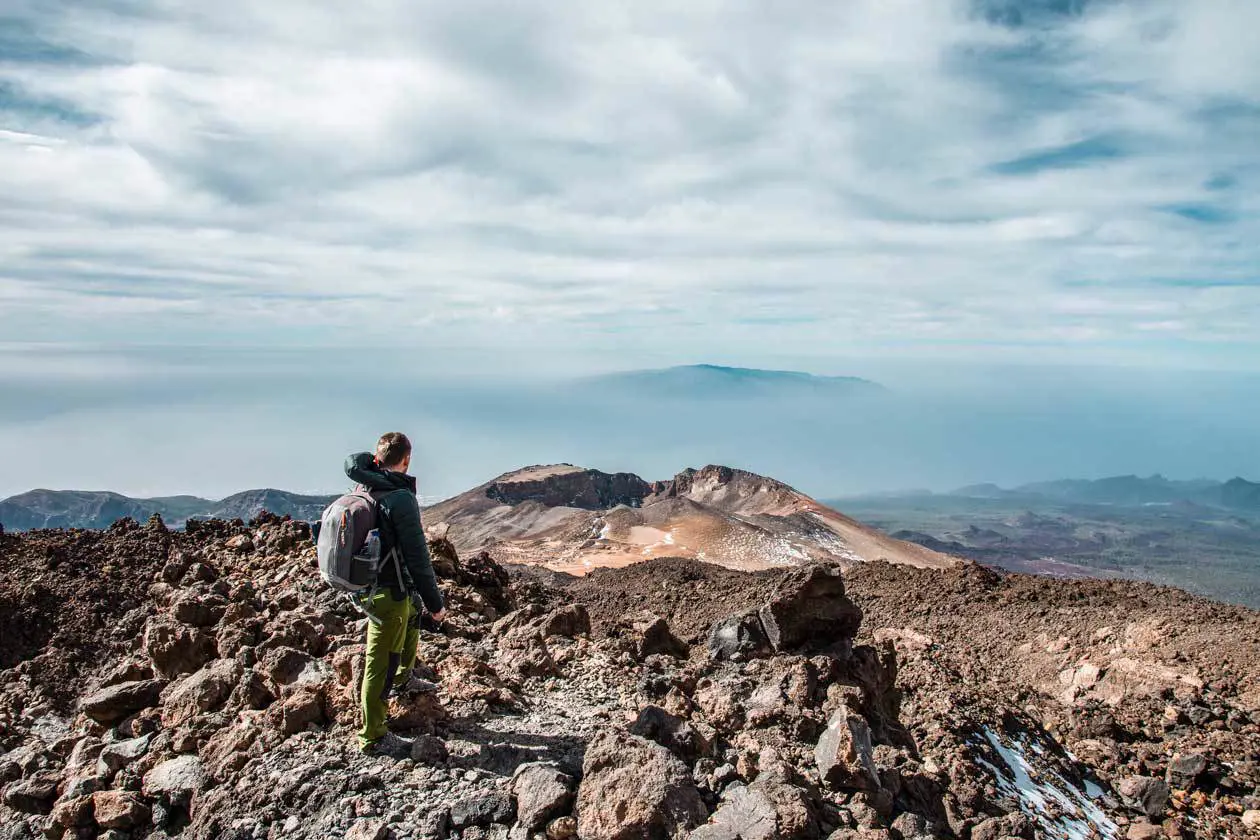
[393,671,439,695]
[361,732,412,760]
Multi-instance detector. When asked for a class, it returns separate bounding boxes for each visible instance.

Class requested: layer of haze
[1,347,1256,502]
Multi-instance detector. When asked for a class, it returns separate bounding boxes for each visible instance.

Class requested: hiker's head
[375,432,412,473]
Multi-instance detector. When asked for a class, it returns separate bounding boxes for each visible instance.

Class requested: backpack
[316,490,403,621]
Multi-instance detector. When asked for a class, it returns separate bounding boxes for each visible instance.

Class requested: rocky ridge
[0,515,1257,840]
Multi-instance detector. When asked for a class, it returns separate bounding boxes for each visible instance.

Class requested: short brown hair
[375,432,412,469]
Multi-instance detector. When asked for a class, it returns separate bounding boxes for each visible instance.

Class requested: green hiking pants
[358,589,419,749]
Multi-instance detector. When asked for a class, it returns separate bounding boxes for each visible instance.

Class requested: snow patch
[975,727,1118,840]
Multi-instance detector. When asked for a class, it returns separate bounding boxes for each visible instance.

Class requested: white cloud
[0,0,1258,367]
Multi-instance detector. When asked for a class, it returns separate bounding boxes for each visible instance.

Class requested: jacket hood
[345,452,417,494]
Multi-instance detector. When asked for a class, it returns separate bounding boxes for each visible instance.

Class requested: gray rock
[707,611,769,661]
[411,735,450,765]
[78,679,165,724]
[815,712,880,792]
[630,706,705,763]
[96,734,153,780]
[970,812,1034,840]
[2,775,58,813]
[1167,753,1207,790]
[450,791,515,828]
[689,783,777,840]
[888,812,929,839]
[142,755,206,802]
[1116,775,1171,819]
[512,763,576,831]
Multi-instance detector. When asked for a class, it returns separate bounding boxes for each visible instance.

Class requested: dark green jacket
[344,452,444,614]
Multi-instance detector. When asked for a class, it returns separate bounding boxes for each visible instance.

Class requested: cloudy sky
[2,0,1259,498]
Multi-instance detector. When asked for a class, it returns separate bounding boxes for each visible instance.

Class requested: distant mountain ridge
[0,488,337,530]
[582,364,884,398]
[948,473,1260,512]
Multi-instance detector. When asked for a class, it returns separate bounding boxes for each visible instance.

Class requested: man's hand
[430,608,447,624]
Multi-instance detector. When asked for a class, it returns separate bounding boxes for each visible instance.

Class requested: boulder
[387,685,448,732]
[411,735,449,765]
[267,684,327,735]
[1167,752,1207,790]
[815,712,880,792]
[93,790,151,829]
[162,659,243,727]
[708,611,770,661]
[576,729,708,840]
[2,774,58,813]
[346,819,388,840]
[79,679,166,724]
[512,763,576,831]
[1116,775,1170,819]
[170,591,228,627]
[970,812,1034,840]
[497,628,560,679]
[689,784,777,840]
[630,705,706,762]
[143,755,206,802]
[539,604,592,638]
[758,565,861,652]
[50,793,95,827]
[888,813,929,839]
[449,791,515,829]
[143,616,218,679]
[745,759,820,840]
[632,615,690,660]
[259,646,322,691]
[96,734,152,779]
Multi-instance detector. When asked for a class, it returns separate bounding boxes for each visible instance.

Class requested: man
[344,432,446,756]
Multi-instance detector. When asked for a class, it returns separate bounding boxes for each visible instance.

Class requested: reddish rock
[143,615,218,679]
[93,790,150,829]
[161,658,243,727]
[575,729,708,840]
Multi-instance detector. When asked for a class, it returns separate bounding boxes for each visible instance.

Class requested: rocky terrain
[1,513,1258,840]
[425,465,954,574]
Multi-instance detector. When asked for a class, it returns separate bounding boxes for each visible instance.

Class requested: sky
[1,0,1259,499]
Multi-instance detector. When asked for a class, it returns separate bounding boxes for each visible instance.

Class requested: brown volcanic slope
[424,464,955,574]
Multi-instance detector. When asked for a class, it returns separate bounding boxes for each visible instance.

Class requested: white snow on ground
[976,728,1119,840]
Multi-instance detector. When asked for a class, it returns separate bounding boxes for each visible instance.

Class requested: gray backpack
[316,491,403,618]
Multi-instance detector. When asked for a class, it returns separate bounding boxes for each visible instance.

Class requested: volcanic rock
[79,678,166,724]
[143,616,218,679]
[449,790,515,828]
[1116,775,1170,819]
[576,729,709,840]
[142,755,205,801]
[511,762,576,831]
[759,564,861,652]
[161,658,242,727]
[93,789,150,829]
[708,610,770,661]
[96,734,152,779]
[815,711,880,792]
[690,784,776,840]
[630,705,707,763]
[2,774,57,813]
